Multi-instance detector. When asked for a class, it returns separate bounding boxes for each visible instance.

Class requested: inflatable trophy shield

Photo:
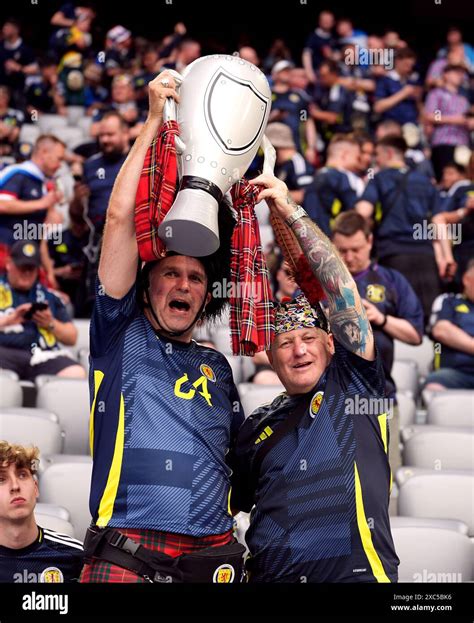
[157,55,272,256]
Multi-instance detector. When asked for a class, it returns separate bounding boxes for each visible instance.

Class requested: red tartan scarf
[134,121,275,356]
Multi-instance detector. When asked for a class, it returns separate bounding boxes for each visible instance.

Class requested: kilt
[80,527,234,583]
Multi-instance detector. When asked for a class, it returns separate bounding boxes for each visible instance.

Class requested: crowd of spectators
[0,5,473,394]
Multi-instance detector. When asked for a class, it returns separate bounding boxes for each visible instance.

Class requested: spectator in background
[265,123,314,205]
[83,61,108,115]
[439,162,471,209]
[0,18,38,107]
[163,38,201,74]
[304,134,363,235]
[356,135,443,325]
[248,350,281,385]
[332,211,424,472]
[310,59,355,144]
[432,165,474,286]
[375,119,435,178]
[436,27,474,73]
[0,86,23,158]
[46,199,89,314]
[50,3,96,30]
[0,135,65,276]
[424,260,474,392]
[0,441,84,583]
[134,45,161,111]
[263,38,292,76]
[425,43,470,91]
[238,46,260,67]
[0,241,84,380]
[269,60,317,159]
[24,56,65,116]
[302,10,335,84]
[274,259,299,302]
[70,111,130,315]
[354,133,375,181]
[104,25,134,78]
[383,31,407,51]
[91,74,145,139]
[49,9,94,62]
[423,64,472,182]
[335,17,368,52]
[374,48,422,126]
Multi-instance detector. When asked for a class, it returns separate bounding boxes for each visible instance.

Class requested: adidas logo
[255,426,273,445]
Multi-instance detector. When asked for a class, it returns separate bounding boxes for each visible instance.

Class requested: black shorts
[0,346,78,381]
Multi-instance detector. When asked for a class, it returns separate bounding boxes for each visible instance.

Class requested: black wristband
[378,314,388,328]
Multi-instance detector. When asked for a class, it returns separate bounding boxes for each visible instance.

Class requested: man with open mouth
[80,72,246,583]
[228,174,399,583]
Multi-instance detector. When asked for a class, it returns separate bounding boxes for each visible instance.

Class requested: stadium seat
[77,116,93,136]
[401,426,474,470]
[0,369,19,381]
[427,391,474,428]
[397,471,474,536]
[238,383,285,417]
[391,526,472,582]
[224,355,243,385]
[36,379,90,455]
[391,359,419,397]
[34,510,76,538]
[396,392,416,429]
[37,114,68,134]
[78,349,90,373]
[70,318,91,358]
[394,336,434,378]
[66,106,86,125]
[54,127,87,150]
[212,325,233,354]
[390,516,469,535]
[0,376,22,408]
[18,123,41,145]
[0,408,63,455]
[39,456,92,541]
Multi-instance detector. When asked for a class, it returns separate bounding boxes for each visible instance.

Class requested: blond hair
[0,441,40,475]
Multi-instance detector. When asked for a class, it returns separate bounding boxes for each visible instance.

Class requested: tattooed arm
[250,174,375,360]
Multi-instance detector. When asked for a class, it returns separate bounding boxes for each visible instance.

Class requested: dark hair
[319,59,340,75]
[443,63,466,74]
[3,17,21,30]
[376,135,407,154]
[138,197,236,321]
[101,110,129,130]
[332,210,372,238]
[395,48,416,61]
[443,161,467,176]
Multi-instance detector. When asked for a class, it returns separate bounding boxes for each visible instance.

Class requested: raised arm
[98,72,179,299]
[251,174,375,360]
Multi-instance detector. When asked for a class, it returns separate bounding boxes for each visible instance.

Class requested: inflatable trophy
[157,55,272,256]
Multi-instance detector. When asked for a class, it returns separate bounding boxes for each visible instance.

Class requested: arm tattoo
[291,216,373,356]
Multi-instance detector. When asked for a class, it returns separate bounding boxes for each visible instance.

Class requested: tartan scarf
[134,121,275,356]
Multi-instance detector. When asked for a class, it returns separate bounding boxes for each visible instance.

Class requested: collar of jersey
[0,526,42,555]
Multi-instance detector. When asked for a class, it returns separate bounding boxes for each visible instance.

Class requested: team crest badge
[366,284,385,304]
[213,564,235,583]
[309,391,324,419]
[40,567,64,583]
[200,363,216,383]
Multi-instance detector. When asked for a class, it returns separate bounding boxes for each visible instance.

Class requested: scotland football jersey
[230,342,399,583]
[89,280,244,537]
[0,527,83,583]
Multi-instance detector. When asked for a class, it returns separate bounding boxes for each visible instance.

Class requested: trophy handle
[261,134,276,175]
[161,69,186,155]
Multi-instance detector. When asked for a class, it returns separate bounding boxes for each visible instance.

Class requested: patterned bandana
[274,294,329,336]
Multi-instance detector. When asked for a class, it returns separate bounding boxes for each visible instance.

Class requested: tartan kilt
[80,527,234,583]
